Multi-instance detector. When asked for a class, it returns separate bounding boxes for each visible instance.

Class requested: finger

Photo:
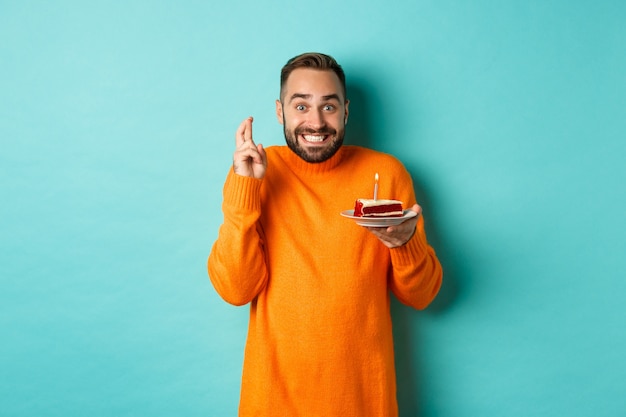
[235,116,254,147]
[243,116,255,145]
[234,142,265,166]
[410,204,422,216]
[235,119,246,147]
[257,143,268,167]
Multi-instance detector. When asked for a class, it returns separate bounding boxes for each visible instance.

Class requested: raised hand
[233,116,267,179]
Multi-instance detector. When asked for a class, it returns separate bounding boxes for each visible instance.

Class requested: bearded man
[208,52,442,417]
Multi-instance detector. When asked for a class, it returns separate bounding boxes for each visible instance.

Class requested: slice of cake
[354,199,403,217]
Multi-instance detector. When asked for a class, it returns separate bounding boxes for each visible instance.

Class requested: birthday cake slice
[354,199,403,217]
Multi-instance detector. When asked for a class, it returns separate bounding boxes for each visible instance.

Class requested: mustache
[295,127,337,135]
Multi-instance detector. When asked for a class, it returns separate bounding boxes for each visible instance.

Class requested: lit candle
[373,172,379,200]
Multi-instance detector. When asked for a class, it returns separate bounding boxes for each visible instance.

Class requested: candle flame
[375,172,379,182]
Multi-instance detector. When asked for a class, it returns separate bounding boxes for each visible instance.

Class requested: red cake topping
[354,199,403,217]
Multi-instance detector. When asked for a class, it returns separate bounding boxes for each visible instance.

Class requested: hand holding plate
[364,204,422,248]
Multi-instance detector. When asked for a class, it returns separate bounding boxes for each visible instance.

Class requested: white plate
[340,209,417,227]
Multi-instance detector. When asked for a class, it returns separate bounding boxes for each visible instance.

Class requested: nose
[307,108,325,129]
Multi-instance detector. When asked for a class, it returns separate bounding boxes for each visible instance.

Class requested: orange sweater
[208,145,442,417]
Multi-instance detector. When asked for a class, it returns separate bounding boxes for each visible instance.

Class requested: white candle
[373,172,379,200]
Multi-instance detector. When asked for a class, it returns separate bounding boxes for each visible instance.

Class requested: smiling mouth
[302,134,328,143]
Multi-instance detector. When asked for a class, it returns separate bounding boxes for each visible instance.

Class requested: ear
[344,99,350,125]
[276,100,284,125]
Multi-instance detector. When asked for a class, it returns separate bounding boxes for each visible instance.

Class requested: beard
[283,119,345,163]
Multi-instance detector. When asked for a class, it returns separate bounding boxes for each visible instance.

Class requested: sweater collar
[282,146,345,175]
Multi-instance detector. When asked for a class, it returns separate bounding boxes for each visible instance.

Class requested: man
[208,52,442,416]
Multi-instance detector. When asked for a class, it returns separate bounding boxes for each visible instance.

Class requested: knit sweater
[208,145,442,417]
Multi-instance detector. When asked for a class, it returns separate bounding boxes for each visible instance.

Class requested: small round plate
[340,209,417,227]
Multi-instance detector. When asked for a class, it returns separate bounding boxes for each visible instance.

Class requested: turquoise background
[1,1,624,416]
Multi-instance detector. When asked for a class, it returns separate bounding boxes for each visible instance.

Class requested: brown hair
[280,52,347,101]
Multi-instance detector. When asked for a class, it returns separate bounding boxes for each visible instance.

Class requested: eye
[296,104,306,111]
[323,104,336,111]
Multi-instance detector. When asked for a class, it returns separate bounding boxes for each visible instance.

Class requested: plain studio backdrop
[1,1,624,416]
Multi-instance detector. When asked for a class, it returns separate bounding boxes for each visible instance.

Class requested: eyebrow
[288,93,342,103]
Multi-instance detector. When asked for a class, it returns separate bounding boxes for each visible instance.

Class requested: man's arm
[366,161,442,309]
[208,170,268,306]
[386,213,443,310]
[207,117,269,306]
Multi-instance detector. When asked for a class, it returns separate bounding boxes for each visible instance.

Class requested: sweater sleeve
[207,168,269,306]
[388,214,443,309]
[383,156,443,310]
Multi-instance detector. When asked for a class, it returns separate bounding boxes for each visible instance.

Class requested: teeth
[303,135,325,142]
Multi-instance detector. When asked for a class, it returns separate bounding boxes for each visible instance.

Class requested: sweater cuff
[223,168,263,211]
[389,222,430,267]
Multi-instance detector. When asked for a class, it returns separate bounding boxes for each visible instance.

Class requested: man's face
[276,68,349,163]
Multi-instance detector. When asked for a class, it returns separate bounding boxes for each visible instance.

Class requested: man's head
[276,53,350,163]
[279,53,347,102]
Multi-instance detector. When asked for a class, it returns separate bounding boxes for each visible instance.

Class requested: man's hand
[365,204,421,248]
[233,116,267,179]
